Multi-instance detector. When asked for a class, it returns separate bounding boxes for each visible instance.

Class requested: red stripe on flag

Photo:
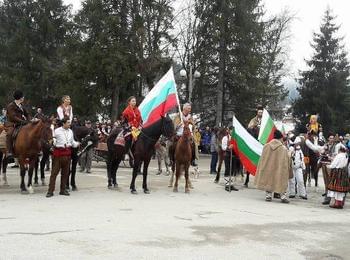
[266,126,277,143]
[231,139,257,176]
[143,94,177,128]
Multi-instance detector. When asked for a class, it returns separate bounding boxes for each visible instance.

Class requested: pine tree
[294,9,350,134]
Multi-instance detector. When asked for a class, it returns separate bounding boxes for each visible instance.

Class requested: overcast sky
[64,0,350,79]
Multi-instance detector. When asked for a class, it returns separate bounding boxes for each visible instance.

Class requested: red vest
[122,106,142,128]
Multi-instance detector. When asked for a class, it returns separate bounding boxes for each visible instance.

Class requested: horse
[67,125,99,190]
[33,137,51,186]
[0,124,8,186]
[14,118,53,193]
[126,115,174,194]
[172,122,192,193]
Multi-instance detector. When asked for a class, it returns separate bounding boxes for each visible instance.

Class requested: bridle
[140,117,173,142]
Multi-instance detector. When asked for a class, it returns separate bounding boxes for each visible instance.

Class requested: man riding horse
[170,103,197,167]
[5,90,31,159]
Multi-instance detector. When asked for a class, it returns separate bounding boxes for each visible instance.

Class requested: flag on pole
[231,116,263,175]
[258,109,277,145]
[138,67,179,128]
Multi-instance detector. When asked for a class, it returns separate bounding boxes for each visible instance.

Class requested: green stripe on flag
[260,117,275,144]
[232,130,260,166]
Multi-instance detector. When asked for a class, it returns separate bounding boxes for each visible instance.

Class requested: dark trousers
[210,151,218,173]
[6,126,14,154]
[48,156,71,193]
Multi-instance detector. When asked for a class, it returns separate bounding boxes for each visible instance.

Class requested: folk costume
[57,104,73,122]
[254,131,293,203]
[326,151,350,209]
[47,126,79,197]
[289,143,307,199]
[122,104,142,141]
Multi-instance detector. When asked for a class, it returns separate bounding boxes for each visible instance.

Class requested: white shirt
[53,127,79,148]
[335,142,346,155]
[306,139,324,153]
[290,147,305,169]
[176,113,193,136]
[329,152,348,169]
[57,105,73,121]
[221,135,230,151]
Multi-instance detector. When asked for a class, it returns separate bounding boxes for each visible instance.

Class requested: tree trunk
[111,83,120,122]
[216,0,226,126]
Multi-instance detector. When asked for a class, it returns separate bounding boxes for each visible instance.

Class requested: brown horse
[172,122,192,193]
[0,124,8,186]
[14,119,53,193]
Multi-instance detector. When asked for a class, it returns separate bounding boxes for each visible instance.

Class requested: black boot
[322,197,331,205]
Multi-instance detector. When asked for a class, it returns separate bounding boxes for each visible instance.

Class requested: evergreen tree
[294,9,350,134]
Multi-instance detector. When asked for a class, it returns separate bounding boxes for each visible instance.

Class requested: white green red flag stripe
[258,109,277,145]
[231,116,263,175]
[138,67,179,128]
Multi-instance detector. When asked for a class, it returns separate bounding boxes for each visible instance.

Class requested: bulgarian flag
[258,109,277,145]
[231,116,263,175]
[139,67,179,128]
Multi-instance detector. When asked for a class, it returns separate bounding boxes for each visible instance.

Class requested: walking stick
[229,149,233,192]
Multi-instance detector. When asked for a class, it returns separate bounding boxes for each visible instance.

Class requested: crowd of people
[0,90,350,210]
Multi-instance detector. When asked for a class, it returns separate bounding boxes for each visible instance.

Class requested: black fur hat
[13,90,24,100]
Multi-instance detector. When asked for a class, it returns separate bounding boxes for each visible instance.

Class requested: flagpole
[175,82,183,124]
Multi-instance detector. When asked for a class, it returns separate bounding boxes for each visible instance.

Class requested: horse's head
[161,114,175,138]
[40,117,54,146]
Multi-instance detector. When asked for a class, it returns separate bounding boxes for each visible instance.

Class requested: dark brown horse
[173,122,192,193]
[14,119,53,193]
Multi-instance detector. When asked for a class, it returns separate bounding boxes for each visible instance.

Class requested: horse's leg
[40,151,49,185]
[33,157,39,185]
[18,158,27,193]
[185,165,190,193]
[173,163,180,192]
[142,158,151,194]
[130,159,140,194]
[27,159,35,194]
[112,157,121,188]
[70,151,78,190]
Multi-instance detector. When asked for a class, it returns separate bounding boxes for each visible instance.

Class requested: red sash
[53,148,72,157]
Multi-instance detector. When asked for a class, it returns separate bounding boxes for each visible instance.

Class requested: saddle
[114,131,131,147]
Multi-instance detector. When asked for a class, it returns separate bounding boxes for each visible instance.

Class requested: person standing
[324,147,349,209]
[155,136,170,175]
[57,95,73,122]
[221,127,238,191]
[33,107,45,120]
[254,130,292,203]
[5,90,31,159]
[289,138,307,200]
[210,127,219,174]
[79,120,94,174]
[46,118,80,197]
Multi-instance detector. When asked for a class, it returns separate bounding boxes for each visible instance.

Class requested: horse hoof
[185,189,190,194]
[189,185,194,189]
[108,185,113,190]
[144,189,150,194]
[34,183,39,187]
[21,189,29,194]
[168,183,173,188]
[131,189,138,194]
[214,179,219,183]
[173,188,178,193]
[72,186,78,191]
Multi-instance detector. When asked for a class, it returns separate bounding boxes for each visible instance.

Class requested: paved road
[0,156,349,260]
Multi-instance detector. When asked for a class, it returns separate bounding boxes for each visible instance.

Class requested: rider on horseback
[57,95,73,124]
[122,96,142,153]
[172,103,197,166]
[5,90,31,159]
